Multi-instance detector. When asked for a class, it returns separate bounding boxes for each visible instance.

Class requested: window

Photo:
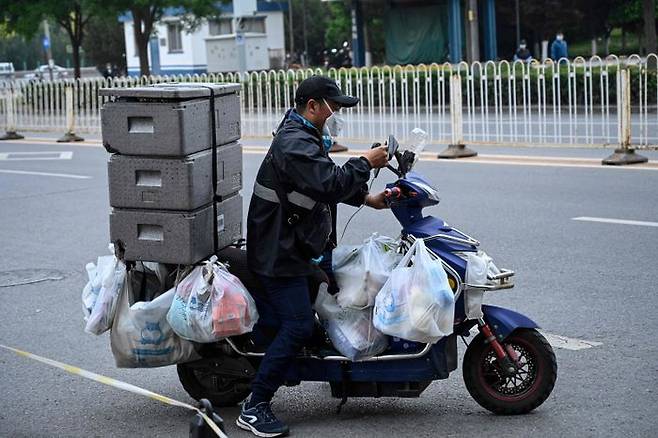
[209,18,232,36]
[237,16,266,34]
[167,22,183,53]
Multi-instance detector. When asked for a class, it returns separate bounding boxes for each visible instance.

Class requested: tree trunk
[591,38,597,56]
[72,44,81,79]
[643,0,657,54]
[130,7,155,76]
[58,4,85,79]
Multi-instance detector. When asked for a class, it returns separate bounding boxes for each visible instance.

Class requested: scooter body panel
[282,335,457,383]
[482,304,539,339]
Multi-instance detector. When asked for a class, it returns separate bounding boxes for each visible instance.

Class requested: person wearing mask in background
[551,32,568,61]
[240,75,389,437]
[514,39,533,62]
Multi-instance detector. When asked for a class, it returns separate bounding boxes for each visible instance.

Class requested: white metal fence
[1,54,657,147]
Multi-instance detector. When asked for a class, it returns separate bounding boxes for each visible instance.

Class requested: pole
[43,20,54,81]
[438,75,477,158]
[1,87,25,140]
[302,0,308,66]
[515,0,520,48]
[287,0,294,59]
[468,0,480,62]
[602,69,647,165]
[58,84,84,142]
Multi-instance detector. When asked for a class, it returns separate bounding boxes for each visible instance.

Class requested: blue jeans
[249,275,316,404]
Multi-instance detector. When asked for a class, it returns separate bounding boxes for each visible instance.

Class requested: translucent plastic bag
[373,239,455,344]
[463,251,501,319]
[110,275,199,368]
[85,254,127,335]
[167,257,259,343]
[81,254,115,321]
[333,234,401,309]
[314,285,388,361]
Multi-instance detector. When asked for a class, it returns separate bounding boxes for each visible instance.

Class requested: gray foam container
[100,83,241,156]
[110,194,243,265]
[108,142,243,210]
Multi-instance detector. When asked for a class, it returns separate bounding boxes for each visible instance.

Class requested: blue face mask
[322,134,333,152]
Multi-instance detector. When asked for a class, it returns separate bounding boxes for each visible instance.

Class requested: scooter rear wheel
[463,328,557,415]
[177,361,252,407]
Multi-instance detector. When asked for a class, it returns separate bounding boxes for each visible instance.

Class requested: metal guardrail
[0,54,657,148]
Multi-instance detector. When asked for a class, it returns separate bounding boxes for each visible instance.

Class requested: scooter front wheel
[463,328,557,415]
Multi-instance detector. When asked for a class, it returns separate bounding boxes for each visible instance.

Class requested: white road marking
[572,216,658,228]
[466,329,602,351]
[0,151,73,160]
[539,331,603,351]
[0,169,91,179]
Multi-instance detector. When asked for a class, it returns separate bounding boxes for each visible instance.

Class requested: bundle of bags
[373,239,455,344]
[167,256,258,342]
[332,233,402,309]
[314,285,388,361]
[81,251,258,368]
[314,234,400,361]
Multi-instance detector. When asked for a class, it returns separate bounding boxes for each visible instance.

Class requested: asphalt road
[0,138,657,437]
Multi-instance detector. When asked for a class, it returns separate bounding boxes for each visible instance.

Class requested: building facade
[121,2,286,76]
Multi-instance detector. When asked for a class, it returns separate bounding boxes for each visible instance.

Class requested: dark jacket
[247,110,371,277]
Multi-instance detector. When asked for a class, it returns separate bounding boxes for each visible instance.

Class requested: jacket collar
[287,109,323,140]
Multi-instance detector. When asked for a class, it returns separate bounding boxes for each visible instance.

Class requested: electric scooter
[176,135,557,416]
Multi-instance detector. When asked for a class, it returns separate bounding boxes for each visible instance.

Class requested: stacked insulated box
[99,83,243,265]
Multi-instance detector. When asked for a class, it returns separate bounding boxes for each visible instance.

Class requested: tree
[109,0,226,76]
[0,0,99,78]
[82,15,126,75]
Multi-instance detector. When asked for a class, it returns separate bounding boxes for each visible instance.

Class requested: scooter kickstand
[189,398,226,438]
[336,395,348,415]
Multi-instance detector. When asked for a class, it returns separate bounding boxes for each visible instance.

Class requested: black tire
[463,328,557,415]
[177,360,253,407]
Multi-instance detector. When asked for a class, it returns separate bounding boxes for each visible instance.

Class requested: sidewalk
[4,130,658,162]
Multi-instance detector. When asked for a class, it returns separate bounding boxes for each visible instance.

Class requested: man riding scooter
[241,75,389,437]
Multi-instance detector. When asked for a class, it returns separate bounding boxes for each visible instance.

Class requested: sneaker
[236,398,289,437]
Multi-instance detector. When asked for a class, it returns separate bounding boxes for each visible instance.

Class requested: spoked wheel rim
[477,336,543,402]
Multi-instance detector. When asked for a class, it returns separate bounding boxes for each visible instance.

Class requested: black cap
[294,75,360,108]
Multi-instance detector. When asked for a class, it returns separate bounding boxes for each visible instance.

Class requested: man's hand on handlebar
[361,145,388,169]
[365,191,389,209]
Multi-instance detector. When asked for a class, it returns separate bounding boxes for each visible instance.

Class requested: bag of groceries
[167,256,258,343]
[333,234,401,309]
[373,239,455,344]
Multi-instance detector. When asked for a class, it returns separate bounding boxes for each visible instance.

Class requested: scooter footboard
[481,305,539,340]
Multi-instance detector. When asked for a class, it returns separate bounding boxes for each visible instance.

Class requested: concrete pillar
[448,0,463,63]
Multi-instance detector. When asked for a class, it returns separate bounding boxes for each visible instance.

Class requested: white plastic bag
[463,251,503,319]
[167,257,259,343]
[85,255,127,335]
[333,234,401,309]
[110,276,199,368]
[314,285,388,361]
[81,255,115,321]
[464,251,488,319]
[373,239,455,344]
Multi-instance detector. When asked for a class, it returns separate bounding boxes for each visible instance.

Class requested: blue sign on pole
[42,37,50,49]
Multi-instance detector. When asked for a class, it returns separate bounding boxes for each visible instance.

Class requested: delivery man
[240,75,389,437]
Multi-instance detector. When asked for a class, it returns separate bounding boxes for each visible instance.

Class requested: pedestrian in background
[551,32,568,61]
[514,39,533,62]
